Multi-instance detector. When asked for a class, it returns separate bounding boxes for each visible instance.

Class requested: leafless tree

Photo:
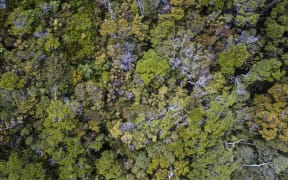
[137,0,144,15]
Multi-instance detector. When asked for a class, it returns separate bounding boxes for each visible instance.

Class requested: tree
[0,151,45,180]
[95,151,121,179]
[245,58,285,85]
[0,72,25,90]
[189,144,239,180]
[252,83,288,142]
[150,20,174,48]
[263,0,288,55]
[6,8,36,37]
[135,49,169,85]
[218,44,249,75]
[63,12,96,62]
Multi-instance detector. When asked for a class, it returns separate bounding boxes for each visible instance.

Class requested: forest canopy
[1,0,288,179]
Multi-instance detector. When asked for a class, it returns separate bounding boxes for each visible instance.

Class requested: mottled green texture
[96,151,121,179]
[63,12,96,61]
[246,58,285,83]
[0,72,25,90]
[6,8,36,36]
[0,0,288,179]
[263,0,288,54]
[0,152,45,180]
[218,44,249,75]
[136,50,169,85]
[150,20,175,47]
[189,144,239,180]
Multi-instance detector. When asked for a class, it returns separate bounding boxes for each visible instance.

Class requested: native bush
[218,44,249,75]
[135,49,169,85]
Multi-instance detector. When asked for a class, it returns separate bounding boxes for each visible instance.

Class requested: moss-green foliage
[263,0,288,54]
[63,12,96,61]
[231,139,283,179]
[6,8,36,36]
[0,152,45,180]
[44,35,60,52]
[170,91,236,159]
[130,151,150,179]
[246,58,285,83]
[55,138,91,179]
[174,160,189,176]
[205,72,226,93]
[39,100,77,152]
[146,142,175,178]
[45,100,75,125]
[1,0,288,179]
[33,99,94,179]
[233,0,265,27]
[96,151,121,179]
[265,18,285,40]
[273,155,288,175]
[136,49,169,85]
[0,72,25,90]
[188,93,236,154]
[141,0,161,17]
[236,13,259,27]
[198,0,225,10]
[77,64,94,79]
[131,14,149,41]
[253,59,284,82]
[282,53,288,65]
[252,83,288,142]
[150,20,174,47]
[218,44,249,75]
[141,111,176,141]
[99,19,117,36]
[189,144,239,180]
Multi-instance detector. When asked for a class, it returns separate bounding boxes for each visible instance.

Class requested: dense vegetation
[0,0,288,179]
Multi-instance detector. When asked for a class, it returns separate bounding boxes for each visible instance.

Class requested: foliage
[0,72,25,90]
[263,0,288,55]
[63,12,96,62]
[136,49,169,85]
[167,90,237,166]
[189,144,239,179]
[218,44,249,75]
[131,14,149,41]
[252,83,288,142]
[0,151,45,180]
[150,20,175,47]
[95,151,121,179]
[6,8,36,37]
[100,19,118,37]
[251,58,285,82]
[44,35,60,52]
[233,0,265,28]
[273,155,288,175]
[1,0,288,179]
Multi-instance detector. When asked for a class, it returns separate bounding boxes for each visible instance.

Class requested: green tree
[6,8,36,37]
[136,49,169,85]
[95,151,121,179]
[218,44,249,75]
[63,12,96,62]
[150,20,175,47]
[189,144,239,180]
[245,58,285,84]
[0,72,25,90]
[0,152,45,180]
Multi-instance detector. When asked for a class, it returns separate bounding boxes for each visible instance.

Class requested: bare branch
[137,0,144,15]
[0,121,23,132]
[225,139,255,148]
[106,0,116,21]
[243,162,271,167]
